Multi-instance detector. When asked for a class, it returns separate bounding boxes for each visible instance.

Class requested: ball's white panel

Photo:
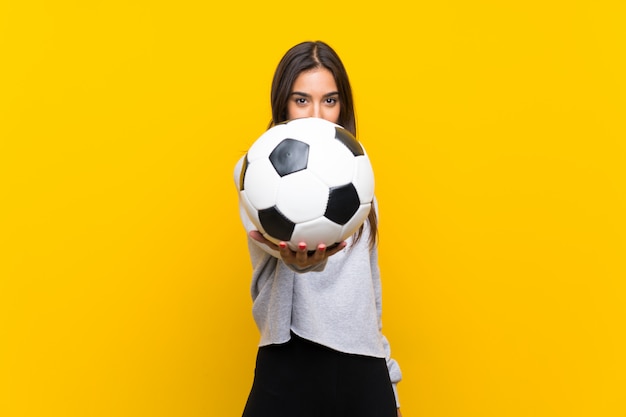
[275,170,329,223]
[290,217,343,251]
[244,159,280,210]
[307,135,356,187]
[285,117,336,145]
[246,124,289,163]
[339,203,371,242]
[239,190,265,234]
[352,155,375,203]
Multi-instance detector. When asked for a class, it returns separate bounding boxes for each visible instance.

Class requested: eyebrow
[290,91,339,98]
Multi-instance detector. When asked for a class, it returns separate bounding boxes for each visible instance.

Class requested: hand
[248,230,346,268]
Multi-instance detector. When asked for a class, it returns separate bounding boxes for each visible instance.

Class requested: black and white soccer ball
[239,117,375,251]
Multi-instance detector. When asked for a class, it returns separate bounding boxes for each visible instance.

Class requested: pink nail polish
[298,242,307,251]
[279,242,287,249]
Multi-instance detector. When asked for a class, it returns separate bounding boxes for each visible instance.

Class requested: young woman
[234,41,403,417]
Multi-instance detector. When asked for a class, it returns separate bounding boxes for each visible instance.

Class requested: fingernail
[319,244,326,252]
[279,242,287,249]
[298,242,307,251]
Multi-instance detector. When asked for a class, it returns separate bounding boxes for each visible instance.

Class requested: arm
[382,332,403,410]
[369,200,403,410]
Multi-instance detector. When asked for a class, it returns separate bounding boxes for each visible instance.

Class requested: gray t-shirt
[234,156,402,406]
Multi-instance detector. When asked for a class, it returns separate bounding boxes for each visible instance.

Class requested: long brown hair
[269,41,377,249]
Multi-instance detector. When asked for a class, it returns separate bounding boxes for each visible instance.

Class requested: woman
[235,41,403,417]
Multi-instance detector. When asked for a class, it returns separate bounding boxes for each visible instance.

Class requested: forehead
[291,67,338,92]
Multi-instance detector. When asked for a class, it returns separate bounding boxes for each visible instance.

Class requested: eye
[325,97,338,105]
[294,97,308,105]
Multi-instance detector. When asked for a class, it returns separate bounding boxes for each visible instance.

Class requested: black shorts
[242,332,397,417]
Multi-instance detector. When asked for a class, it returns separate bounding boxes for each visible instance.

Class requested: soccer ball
[238,117,375,251]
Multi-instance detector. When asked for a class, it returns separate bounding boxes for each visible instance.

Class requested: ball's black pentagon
[239,154,249,191]
[325,183,360,225]
[334,127,364,156]
[269,138,309,177]
[258,206,295,242]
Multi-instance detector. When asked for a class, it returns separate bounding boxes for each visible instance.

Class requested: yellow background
[1,1,625,416]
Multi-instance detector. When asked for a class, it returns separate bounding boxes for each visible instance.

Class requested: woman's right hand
[248,230,346,269]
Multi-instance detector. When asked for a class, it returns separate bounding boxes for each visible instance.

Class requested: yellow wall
[1,1,624,416]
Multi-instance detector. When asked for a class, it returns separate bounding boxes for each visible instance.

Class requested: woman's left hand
[248,230,346,268]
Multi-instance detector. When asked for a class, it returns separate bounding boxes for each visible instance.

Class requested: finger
[278,242,293,259]
[309,243,327,263]
[296,242,308,265]
[249,230,279,250]
[248,230,264,242]
[325,241,347,257]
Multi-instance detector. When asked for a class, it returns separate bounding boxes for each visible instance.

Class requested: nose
[311,103,321,119]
